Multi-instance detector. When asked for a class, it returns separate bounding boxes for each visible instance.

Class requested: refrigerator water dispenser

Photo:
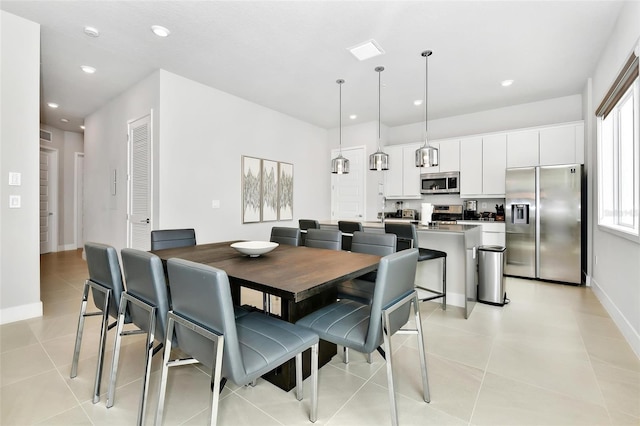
[511,204,529,224]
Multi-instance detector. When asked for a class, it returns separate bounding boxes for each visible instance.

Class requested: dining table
[151,240,381,391]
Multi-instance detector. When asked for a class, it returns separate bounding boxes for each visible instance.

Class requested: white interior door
[127,114,152,250]
[331,146,366,220]
[39,148,58,254]
[74,153,84,249]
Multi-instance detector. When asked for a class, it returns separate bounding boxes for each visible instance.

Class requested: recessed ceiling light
[80,125,85,130]
[151,25,171,37]
[347,39,384,61]
[349,114,357,120]
[501,79,514,87]
[414,99,423,106]
[83,26,100,37]
[81,65,96,74]
[47,102,59,108]
[60,118,69,123]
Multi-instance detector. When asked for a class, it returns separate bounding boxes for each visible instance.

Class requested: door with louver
[127,114,152,250]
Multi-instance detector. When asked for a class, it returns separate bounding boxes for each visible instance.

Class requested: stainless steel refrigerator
[505,165,585,284]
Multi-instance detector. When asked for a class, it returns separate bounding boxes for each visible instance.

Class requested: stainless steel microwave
[420,171,460,194]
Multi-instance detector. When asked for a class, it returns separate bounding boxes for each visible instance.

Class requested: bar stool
[337,221,363,251]
[384,222,447,309]
[298,219,320,245]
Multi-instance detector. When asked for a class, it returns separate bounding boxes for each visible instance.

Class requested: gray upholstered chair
[296,249,429,426]
[336,231,397,305]
[106,249,170,424]
[298,219,319,245]
[304,228,342,250]
[150,228,196,250]
[384,222,447,309]
[71,242,126,404]
[270,226,301,246]
[338,221,363,251]
[155,258,320,426]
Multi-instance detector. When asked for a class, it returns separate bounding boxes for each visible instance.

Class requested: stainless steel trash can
[478,245,507,306]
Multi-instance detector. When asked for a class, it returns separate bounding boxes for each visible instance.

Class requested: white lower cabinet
[457,222,506,247]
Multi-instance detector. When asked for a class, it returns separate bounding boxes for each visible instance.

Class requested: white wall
[84,71,160,250]
[0,11,42,323]
[389,94,583,144]
[588,1,640,356]
[39,124,84,250]
[158,71,329,243]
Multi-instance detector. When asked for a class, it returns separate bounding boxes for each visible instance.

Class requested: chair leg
[93,288,111,404]
[366,352,373,364]
[382,314,399,426]
[209,333,225,426]
[137,307,157,426]
[310,343,318,423]
[106,295,128,408]
[343,346,349,364]
[413,296,430,403]
[154,318,175,426]
[441,256,447,311]
[70,281,91,378]
[295,352,303,401]
[263,293,271,315]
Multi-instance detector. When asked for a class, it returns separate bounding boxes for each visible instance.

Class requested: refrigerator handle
[535,167,540,277]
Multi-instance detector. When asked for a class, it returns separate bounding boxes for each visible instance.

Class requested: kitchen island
[320,221,482,318]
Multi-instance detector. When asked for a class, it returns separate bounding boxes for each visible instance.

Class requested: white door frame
[126,111,153,249]
[74,152,85,249]
[40,146,59,254]
[330,145,367,220]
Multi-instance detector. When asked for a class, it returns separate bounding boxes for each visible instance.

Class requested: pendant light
[415,50,439,167]
[369,66,389,171]
[331,79,350,174]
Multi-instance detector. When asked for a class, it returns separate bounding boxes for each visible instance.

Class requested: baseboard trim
[590,278,640,358]
[58,243,77,251]
[0,301,43,324]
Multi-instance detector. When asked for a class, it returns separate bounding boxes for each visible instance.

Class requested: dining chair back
[150,228,196,250]
[155,258,320,426]
[298,219,320,245]
[337,231,397,305]
[384,222,447,309]
[71,242,126,404]
[296,249,429,426]
[270,226,301,246]
[106,249,170,425]
[304,228,342,250]
[337,221,363,251]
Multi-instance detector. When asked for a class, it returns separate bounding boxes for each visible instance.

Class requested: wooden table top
[151,241,381,302]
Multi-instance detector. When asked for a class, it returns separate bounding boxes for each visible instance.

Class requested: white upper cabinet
[383,145,404,198]
[507,130,539,167]
[402,143,423,198]
[482,134,507,196]
[437,139,460,172]
[460,137,483,196]
[539,125,576,165]
[460,134,506,197]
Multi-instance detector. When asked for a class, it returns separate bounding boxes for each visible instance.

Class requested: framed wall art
[278,162,293,220]
[262,159,278,221]
[241,156,261,223]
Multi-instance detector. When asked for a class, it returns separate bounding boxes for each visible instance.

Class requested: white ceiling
[1,1,624,133]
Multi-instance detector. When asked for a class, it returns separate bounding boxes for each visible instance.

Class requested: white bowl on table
[230,241,279,257]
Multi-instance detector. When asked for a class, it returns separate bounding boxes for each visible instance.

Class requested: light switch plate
[9,172,21,186]
[212,200,220,209]
[9,195,21,208]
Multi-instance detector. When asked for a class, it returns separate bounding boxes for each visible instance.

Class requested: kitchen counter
[320,220,481,318]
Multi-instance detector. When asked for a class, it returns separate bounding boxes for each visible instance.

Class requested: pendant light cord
[375,66,384,149]
[338,79,343,154]
[422,50,432,147]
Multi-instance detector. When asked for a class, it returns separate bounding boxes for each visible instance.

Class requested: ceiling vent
[40,129,52,143]
[348,39,385,61]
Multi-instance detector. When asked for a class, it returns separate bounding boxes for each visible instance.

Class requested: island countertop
[319,221,480,234]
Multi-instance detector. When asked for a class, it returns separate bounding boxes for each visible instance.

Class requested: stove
[430,205,463,224]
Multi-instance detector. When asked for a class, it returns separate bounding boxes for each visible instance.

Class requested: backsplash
[383,195,505,219]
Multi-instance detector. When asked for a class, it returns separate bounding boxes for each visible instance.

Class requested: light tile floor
[1,249,639,425]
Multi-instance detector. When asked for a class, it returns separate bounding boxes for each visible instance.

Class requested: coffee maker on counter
[463,200,478,220]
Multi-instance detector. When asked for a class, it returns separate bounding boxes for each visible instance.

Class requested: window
[596,50,639,240]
